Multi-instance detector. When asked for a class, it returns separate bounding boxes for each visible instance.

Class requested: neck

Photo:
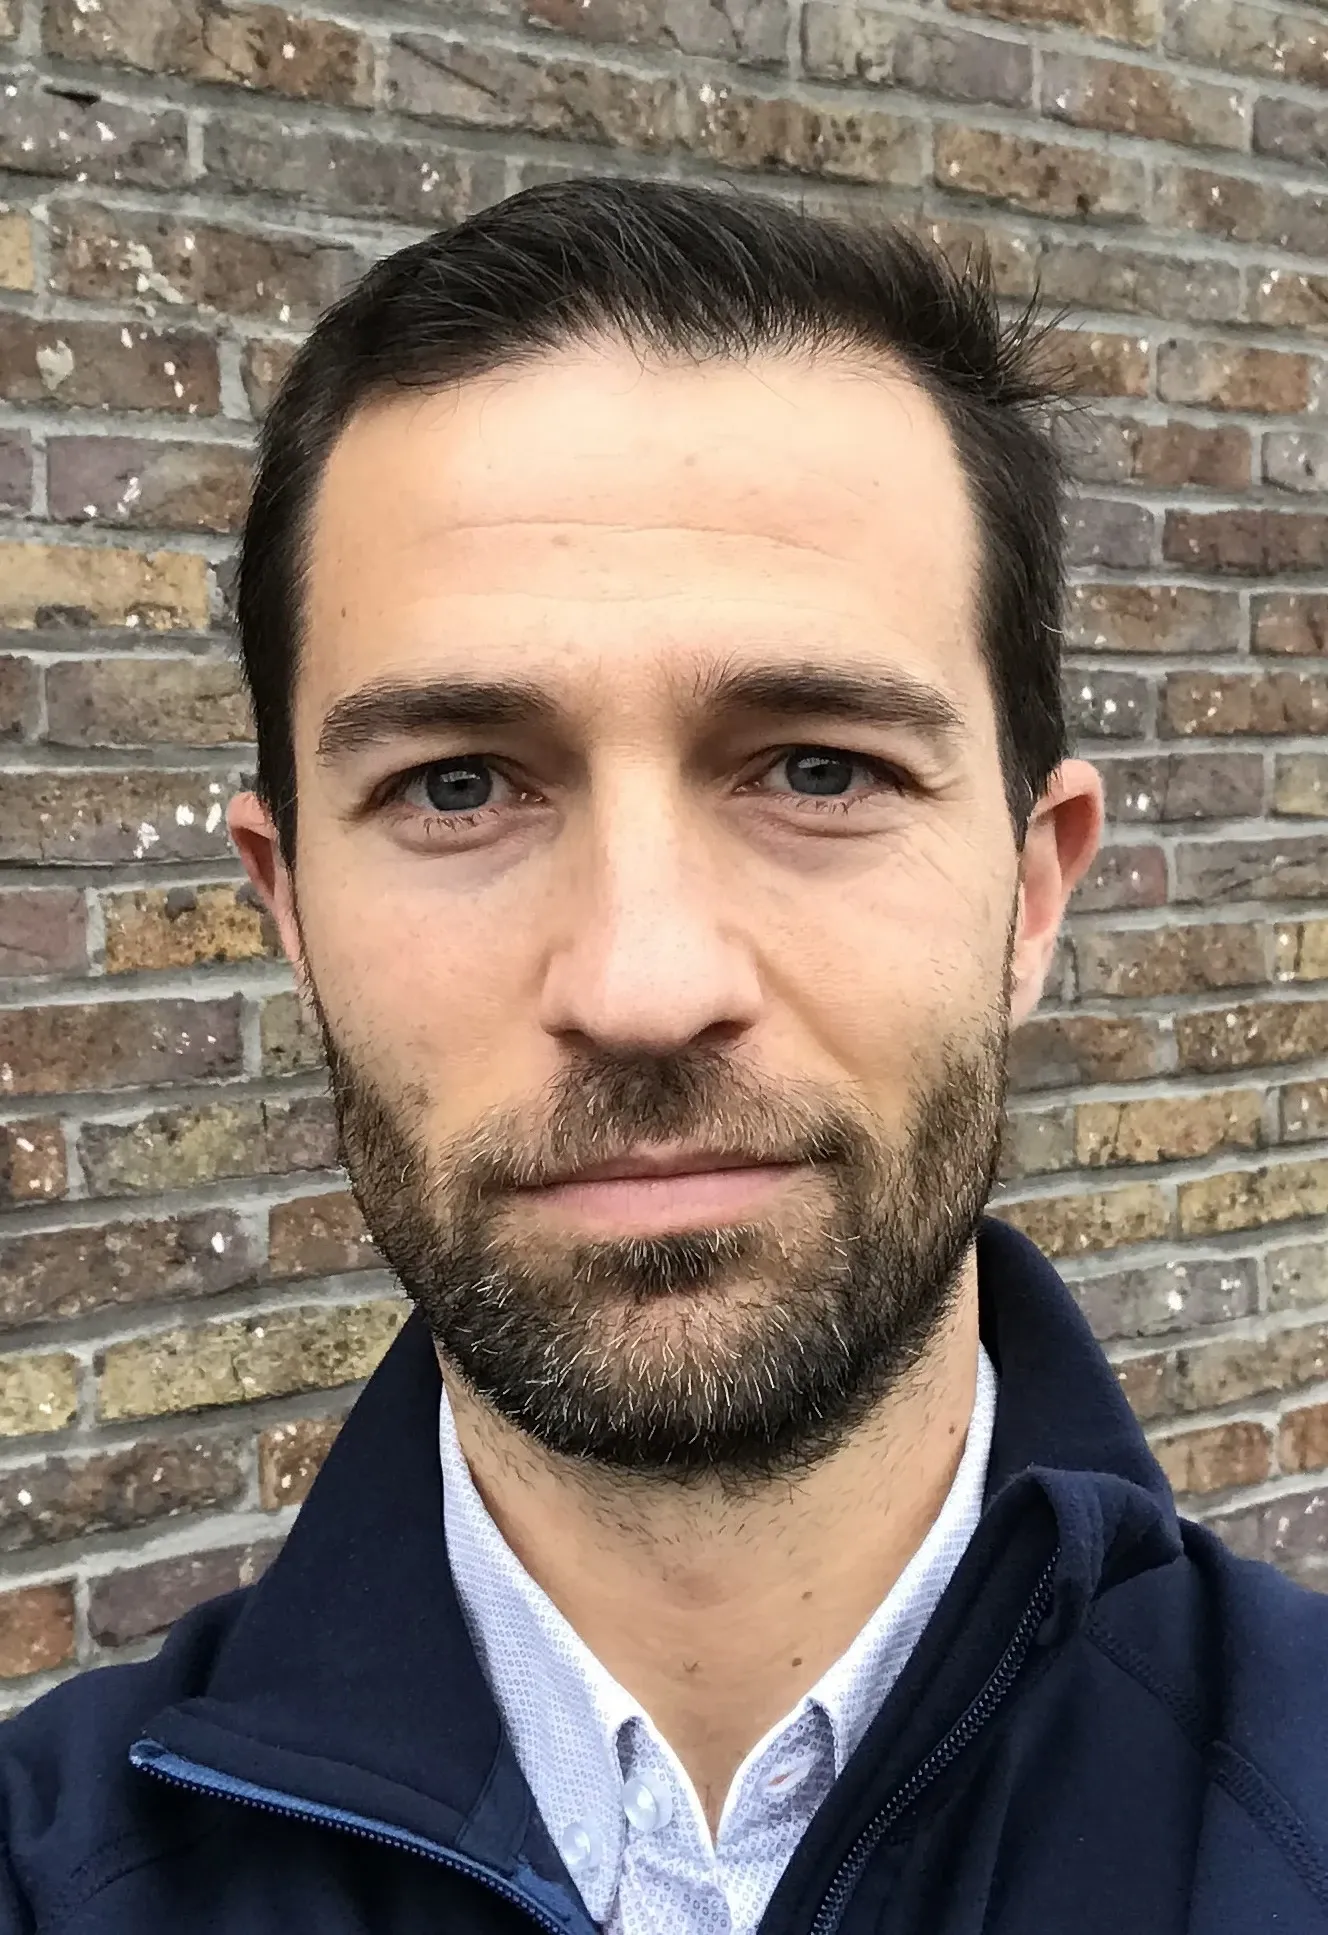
[442,1257,981,1830]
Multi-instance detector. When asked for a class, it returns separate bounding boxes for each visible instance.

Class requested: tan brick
[1164,671,1328,738]
[97,1300,409,1422]
[1166,0,1328,85]
[0,997,242,1097]
[997,1183,1171,1256]
[1174,834,1328,905]
[46,658,249,750]
[0,432,32,515]
[0,656,39,742]
[0,1123,67,1206]
[1275,919,1328,983]
[935,126,1147,222]
[50,203,356,325]
[79,1095,336,1196]
[1255,593,1328,657]
[1007,1013,1165,1091]
[102,883,274,975]
[1159,170,1328,257]
[47,438,251,535]
[1275,754,1328,819]
[0,889,87,977]
[1174,1323,1328,1411]
[1115,1350,1171,1421]
[259,991,324,1076]
[45,0,375,105]
[1152,1421,1272,1496]
[0,75,188,188]
[0,1355,79,1438]
[0,543,209,633]
[0,1211,257,1330]
[911,216,1040,299]
[1264,431,1328,498]
[1280,1403,1328,1475]
[530,0,787,62]
[1176,999,1328,1073]
[685,82,923,182]
[1064,584,1241,655]
[1279,1078,1328,1144]
[0,771,234,867]
[0,1435,245,1553]
[1041,51,1245,147]
[997,1105,1075,1182]
[267,1191,378,1280]
[1158,342,1312,414]
[1075,1090,1265,1168]
[0,316,219,415]
[1254,96,1328,170]
[0,209,34,292]
[0,1584,74,1678]
[388,34,678,153]
[258,1414,345,1509]
[802,8,1032,106]
[947,0,1159,46]
[1266,1241,1328,1311]
[1073,923,1266,999]
[1043,328,1149,399]
[1178,1156,1328,1235]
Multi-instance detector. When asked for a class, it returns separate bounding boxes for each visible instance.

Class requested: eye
[759,746,902,800]
[401,759,513,815]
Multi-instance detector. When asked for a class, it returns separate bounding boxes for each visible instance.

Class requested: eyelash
[376,748,911,838]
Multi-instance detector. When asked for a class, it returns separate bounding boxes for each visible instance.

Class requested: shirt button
[559,1820,604,1877]
[622,1772,673,1832]
[766,1747,820,1797]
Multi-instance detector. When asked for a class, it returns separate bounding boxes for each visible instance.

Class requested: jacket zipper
[129,1739,589,1935]
[807,1555,1058,1935]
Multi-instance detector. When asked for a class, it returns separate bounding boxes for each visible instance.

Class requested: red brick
[1074,922,1267,998]
[803,7,1032,105]
[1061,417,1251,491]
[1007,1013,1165,1091]
[47,438,251,534]
[0,890,86,977]
[0,997,242,1097]
[1064,669,1152,739]
[1210,1488,1328,1586]
[1152,1421,1272,1496]
[50,203,357,325]
[0,1211,257,1330]
[267,1192,379,1280]
[202,121,500,225]
[1164,670,1328,738]
[0,1123,67,1206]
[684,81,923,182]
[1157,341,1313,415]
[88,1541,281,1650]
[0,1583,74,1678]
[1254,97,1328,169]
[1037,242,1241,323]
[1166,0,1328,85]
[0,75,188,187]
[0,315,218,415]
[0,1436,246,1552]
[0,658,39,742]
[1044,328,1149,400]
[1042,51,1245,147]
[1072,845,1168,912]
[45,0,375,105]
[258,1414,345,1509]
[1281,1078,1328,1143]
[1264,432,1328,497]
[0,771,232,868]
[1164,510,1328,576]
[1064,584,1241,654]
[1074,1256,1258,1341]
[1095,752,1264,824]
[45,658,250,749]
[934,126,1147,221]
[1254,593,1328,657]
[1174,835,1328,904]
[1066,498,1156,568]
[240,338,298,418]
[1160,169,1328,257]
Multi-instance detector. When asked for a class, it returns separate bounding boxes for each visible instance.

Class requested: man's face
[233,343,1098,1483]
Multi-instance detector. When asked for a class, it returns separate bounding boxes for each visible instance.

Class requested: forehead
[302,343,986,735]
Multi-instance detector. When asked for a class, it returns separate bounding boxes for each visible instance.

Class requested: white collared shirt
[440,1347,997,1935]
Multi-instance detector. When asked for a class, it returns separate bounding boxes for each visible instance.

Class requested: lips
[532,1146,788,1189]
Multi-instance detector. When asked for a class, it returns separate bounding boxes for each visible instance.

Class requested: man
[1,177,1325,1935]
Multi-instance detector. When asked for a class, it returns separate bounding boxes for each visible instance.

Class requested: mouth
[515,1145,811,1236]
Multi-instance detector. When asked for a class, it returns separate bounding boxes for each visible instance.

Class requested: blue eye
[422,761,495,813]
[781,749,860,796]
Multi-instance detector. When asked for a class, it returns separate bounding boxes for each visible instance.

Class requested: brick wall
[0,0,1326,1702]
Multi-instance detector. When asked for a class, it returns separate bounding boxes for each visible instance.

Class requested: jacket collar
[141,1219,1180,1888]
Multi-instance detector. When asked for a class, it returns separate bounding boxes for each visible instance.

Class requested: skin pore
[230,342,1103,1830]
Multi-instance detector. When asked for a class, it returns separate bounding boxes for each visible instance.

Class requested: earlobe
[226,791,303,975]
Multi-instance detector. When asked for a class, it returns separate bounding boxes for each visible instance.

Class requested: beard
[312,991,1009,1490]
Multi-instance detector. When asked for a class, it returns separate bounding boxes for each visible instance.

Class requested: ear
[1009,758,1104,1027]
[227,791,304,978]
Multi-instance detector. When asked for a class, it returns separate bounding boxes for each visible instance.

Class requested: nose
[538,777,764,1058]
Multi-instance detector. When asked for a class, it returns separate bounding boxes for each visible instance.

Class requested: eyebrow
[315,661,965,767]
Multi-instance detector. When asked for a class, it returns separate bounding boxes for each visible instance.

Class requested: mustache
[326,1040,869,1198]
